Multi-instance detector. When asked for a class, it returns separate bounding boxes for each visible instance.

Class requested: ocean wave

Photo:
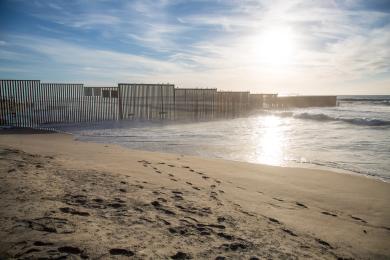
[339,99,390,106]
[292,112,390,126]
[373,100,390,106]
[339,98,390,102]
[349,102,390,107]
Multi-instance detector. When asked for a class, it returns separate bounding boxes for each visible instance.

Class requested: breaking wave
[293,113,390,126]
[338,97,390,106]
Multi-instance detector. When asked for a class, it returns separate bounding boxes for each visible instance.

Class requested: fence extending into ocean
[0,80,337,128]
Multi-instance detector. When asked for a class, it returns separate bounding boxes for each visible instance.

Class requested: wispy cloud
[3,34,190,82]
[0,0,389,94]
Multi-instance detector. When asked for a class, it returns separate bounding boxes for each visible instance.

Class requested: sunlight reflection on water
[255,115,286,166]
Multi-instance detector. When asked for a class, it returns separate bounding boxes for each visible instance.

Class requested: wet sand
[0,131,389,259]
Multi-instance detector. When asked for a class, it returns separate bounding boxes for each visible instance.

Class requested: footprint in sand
[295,202,308,208]
[350,215,367,223]
[175,205,212,216]
[217,232,234,240]
[321,211,337,217]
[210,191,218,200]
[58,246,83,255]
[315,238,333,249]
[34,241,54,246]
[20,217,76,234]
[156,215,171,225]
[268,217,281,224]
[151,201,176,215]
[172,195,184,201]
[109,248,134,256]
[217,216,225,223]
[171,251,191,259]
[282,228,298,237]
[221,241,251,252]
[59,207,90,216]
[172,191,183,195]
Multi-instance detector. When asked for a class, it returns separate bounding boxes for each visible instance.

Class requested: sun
[255,26,296,66]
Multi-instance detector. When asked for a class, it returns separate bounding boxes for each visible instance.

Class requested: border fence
[119,83,175,121]
[0,80,256,128]
[174,88,217,121]
[0,79,336,128]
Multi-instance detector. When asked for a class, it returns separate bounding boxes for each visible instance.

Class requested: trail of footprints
[265,189,375,233]
[135,159,344,257]
[1,148,387,259]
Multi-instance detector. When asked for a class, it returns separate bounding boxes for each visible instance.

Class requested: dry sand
[0,130,389,259]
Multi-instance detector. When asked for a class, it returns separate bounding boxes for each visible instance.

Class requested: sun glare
[255,26,296,66]
[255,116,285,166]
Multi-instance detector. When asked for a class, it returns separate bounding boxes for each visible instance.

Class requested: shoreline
[0,130,389,258]
[70,132,390,184]
[76,137,390,184]
[4,126,384,183]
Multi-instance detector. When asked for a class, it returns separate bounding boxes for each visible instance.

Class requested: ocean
[57,95,390,181]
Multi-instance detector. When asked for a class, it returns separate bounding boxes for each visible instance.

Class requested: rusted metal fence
[83,87,119,122]
[0,79,266,128]
[39,83,84,124]
[216,91,250,118]
[0,80,41,127]
[249,94,264,110]
[0,79,338,128]
[118,84,175,120]
[174,88,217,121]
[0,80,86,127]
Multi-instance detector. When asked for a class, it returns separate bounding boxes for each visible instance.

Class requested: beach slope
[0,132,389,259]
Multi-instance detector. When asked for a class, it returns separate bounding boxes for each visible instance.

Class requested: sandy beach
[0,130,389,259]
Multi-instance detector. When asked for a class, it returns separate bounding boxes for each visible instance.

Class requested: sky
[0,0,389,95]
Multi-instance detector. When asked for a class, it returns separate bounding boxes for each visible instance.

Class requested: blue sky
[0,0,389,94]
